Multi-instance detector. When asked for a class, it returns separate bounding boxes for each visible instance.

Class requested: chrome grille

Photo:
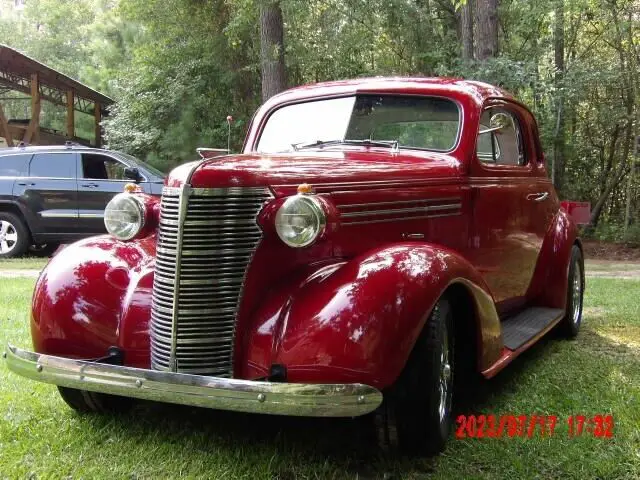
[150,186,272,376]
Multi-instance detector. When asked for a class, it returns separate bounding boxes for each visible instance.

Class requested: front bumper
[4,345,382,417]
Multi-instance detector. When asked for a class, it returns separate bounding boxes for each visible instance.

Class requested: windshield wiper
[292,138,399,151]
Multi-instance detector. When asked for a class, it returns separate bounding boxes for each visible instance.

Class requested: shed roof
[0,44,113,112]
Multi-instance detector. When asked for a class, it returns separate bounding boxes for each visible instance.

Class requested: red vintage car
[5,78,584,454]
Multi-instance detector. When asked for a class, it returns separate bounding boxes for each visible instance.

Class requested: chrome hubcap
[438,324,452,423]
[0,220,18,254]
[572,261,583,325]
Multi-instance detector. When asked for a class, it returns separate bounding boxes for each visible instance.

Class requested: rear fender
[243,243,503,389]
[527,209,580,309]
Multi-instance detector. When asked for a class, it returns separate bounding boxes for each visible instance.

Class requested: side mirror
[479,112,512,135]
[124,167,142,183]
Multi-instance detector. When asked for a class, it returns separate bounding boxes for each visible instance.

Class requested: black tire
[30,242,60,257]
[380,297,455,455]
[559,245,585,338]
[0,212,30,258]
[57,387,134,414]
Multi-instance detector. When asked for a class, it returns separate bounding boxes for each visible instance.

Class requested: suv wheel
[0,213,29,258]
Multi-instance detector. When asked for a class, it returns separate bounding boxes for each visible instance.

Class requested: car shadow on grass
[71,326,638,478]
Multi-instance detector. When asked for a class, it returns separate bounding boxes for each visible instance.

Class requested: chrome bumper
[4,345,382,417]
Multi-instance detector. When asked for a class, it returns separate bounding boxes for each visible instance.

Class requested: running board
[501,307,564,350]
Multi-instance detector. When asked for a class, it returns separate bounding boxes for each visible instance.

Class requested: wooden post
[0,103,13,147]
[94,101,101,148]
[66,89,75,138]
[23,73,41,145]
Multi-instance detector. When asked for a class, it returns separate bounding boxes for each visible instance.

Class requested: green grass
[0,256,49,271]
[1,277,639,479]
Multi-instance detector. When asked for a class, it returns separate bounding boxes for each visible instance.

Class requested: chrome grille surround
[150,185,272,376]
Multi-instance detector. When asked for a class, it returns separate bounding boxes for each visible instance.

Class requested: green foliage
[0,0,637,227]
[587,221,640,246]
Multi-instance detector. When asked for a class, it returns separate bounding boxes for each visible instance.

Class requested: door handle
[526,192,549,202]
[81,183,100,188]
[17,182,35,186]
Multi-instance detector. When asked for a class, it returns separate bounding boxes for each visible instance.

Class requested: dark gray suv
[0,145,164,258]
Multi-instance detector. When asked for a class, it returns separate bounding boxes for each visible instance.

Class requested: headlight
[104,193,145,240]
[275,195,326,247]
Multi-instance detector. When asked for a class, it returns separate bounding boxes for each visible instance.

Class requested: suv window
[29,153,76,178]
[81,154,127,180]
[477,108,525,166]
[0,154,31,176]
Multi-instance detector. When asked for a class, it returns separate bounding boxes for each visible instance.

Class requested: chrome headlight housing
[275,195,326,247]
[104,193,145,241]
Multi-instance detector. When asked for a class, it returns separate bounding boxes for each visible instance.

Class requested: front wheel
[57,387,134,414]
[381,297,455,455]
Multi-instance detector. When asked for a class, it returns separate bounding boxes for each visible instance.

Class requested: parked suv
[0,145,164,257]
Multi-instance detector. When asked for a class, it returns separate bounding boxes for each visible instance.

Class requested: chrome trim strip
[340,203,461,218]
[338,197,461,209]
[5,345,382,418]
[162,186,271,197]
[341,211,462,226]
[271,177,465,191]
[78,212,104,219]
[169,183,190,372]
[39,211,77,219]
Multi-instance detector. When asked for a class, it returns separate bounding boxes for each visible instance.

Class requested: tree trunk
[461,0,474,60]
[474,0,498,60]
[589,127,632,228]
[260,0,286,102]
[552,0,565,191]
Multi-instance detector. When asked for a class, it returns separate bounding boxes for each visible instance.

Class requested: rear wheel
[57,387,134,414]
[0,212,29,258]
[560,245,584,338]
[379,297,455,455]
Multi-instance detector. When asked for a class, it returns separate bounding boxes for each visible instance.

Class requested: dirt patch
[583,240,640,261]
[587,270,640,279]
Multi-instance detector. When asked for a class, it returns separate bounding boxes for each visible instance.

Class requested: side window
[29,153,76,178]
[81,154,127,180]
[0,154,31,176]
[477,108,526,166]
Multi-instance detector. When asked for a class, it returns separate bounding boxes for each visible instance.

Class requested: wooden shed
[0,44,113,147]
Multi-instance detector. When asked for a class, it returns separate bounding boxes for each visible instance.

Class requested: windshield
[256,95,460,154]
[114,151,166,178]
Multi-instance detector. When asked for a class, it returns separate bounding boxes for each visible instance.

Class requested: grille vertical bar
[150,186,272,376]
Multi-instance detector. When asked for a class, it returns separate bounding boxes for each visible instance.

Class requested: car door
[467,102,542,313]
[13,152,79,236]
[76,152,136,234]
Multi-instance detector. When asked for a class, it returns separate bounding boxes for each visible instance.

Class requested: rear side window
[0,154,31,176]
[29,153,76,179]
[477,108,526,166]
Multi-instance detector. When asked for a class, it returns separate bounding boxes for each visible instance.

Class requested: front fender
[30,235,156,368]
[243,243,502,389]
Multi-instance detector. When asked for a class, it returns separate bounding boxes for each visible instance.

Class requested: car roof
[264,77,514,107]
[0,145,122,157]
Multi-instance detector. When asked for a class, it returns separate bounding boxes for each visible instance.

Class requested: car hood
[166,149,463,194]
